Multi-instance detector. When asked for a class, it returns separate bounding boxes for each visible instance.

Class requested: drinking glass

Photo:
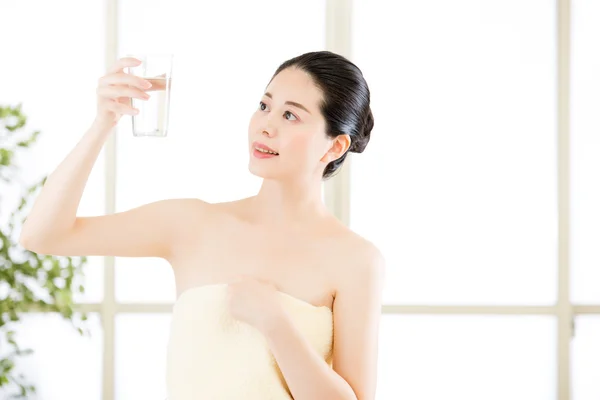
[126,54,173,137]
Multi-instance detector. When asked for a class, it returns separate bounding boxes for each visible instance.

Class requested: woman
[20,51,385,400]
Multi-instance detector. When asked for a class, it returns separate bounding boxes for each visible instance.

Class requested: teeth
[256,147,278,155]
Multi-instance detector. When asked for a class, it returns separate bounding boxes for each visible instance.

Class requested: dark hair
[271,51,374,179]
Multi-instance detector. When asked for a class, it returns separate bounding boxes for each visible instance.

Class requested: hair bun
[350,108,373,154]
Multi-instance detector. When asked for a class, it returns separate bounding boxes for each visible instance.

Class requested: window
[5,1,597,399]
[570,0,600,305]
[9,313,103,400]
[378,315,555,399]
[351,0,557,306]
[115,314,172,400]
[572,316,600,400]
[349,1,583,399]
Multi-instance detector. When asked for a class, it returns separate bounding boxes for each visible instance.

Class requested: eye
[259,101,269,111]
[284,111,297,121]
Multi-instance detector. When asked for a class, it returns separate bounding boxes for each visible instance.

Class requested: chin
[248,162,282,180]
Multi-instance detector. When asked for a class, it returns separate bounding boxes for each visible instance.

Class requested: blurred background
[1,0,599,399]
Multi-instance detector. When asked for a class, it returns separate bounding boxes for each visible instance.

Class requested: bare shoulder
[148,197,218,241]
[152,197,212,226]
[326,222,386,290]
[176,197,212,213]
[159,196,238,219]
[163,196,255,231]
[205,196,258,222]
[162,197,211,210]
[163,197,249,243]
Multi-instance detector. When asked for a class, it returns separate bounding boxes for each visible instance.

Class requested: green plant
[0,104,89,399]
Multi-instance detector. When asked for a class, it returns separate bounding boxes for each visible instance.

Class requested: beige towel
[166,284,333,400]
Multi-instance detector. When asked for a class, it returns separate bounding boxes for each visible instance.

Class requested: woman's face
[247,67,334,181]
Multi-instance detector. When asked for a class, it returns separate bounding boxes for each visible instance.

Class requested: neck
[250,176,329,226]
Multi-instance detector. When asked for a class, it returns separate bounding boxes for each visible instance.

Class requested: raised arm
[19,57,205,259]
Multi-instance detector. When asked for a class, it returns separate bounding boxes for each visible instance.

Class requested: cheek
[248,112,260,134]
[284,130,325,163]
[284,130,310,154]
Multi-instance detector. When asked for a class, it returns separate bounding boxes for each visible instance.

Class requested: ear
[320,134,351,163]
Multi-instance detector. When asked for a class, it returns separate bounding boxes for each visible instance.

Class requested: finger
[105,100,139,116]
[99,72,152,90]
[107,57,142,74]
[144,76,168,92]
[97,85,150,101]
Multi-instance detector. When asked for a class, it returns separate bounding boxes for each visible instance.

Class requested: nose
[261,129,273,138]
[262,115,277,138]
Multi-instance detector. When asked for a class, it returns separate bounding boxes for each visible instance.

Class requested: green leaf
[0,103,91,397]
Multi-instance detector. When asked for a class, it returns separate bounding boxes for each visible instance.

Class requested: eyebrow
[264,92,311,115]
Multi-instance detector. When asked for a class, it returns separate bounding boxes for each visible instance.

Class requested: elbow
[19,224,76,255]
[19,227,53,253]
[19,230,41,252]
[19,228,32,249]
[19,217,64,252]
[19,219,35,248]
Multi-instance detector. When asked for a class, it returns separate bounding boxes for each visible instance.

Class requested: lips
[253,141,279,155]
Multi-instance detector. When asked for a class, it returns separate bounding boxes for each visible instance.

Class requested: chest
[170,221,339,308]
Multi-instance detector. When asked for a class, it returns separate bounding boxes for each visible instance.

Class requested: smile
[254,147,279,155]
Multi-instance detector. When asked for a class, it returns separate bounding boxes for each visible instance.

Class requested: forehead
[266,68,323,106]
